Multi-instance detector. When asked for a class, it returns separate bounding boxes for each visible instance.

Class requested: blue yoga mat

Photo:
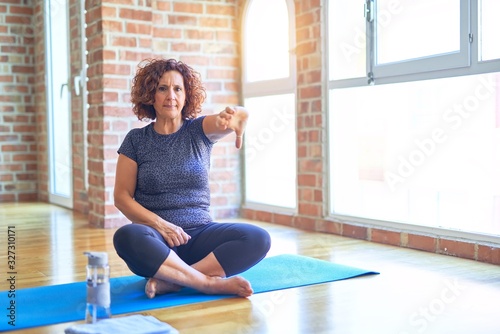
[0,254,378,331]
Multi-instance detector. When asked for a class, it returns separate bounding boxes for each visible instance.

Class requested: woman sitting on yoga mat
[112,58,271,299]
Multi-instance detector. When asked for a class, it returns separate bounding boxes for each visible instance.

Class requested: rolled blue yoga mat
[0,254,378,331]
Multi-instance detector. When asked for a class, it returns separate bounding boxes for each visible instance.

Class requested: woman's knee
[113,224,170,277]
[113,224,143,253]
[249,225,271,256]
[232,224,271,260]
[216,224,271,276]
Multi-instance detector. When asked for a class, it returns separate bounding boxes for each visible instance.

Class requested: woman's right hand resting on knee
[156,220,191,247]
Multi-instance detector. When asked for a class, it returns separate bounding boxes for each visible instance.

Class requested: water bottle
[84,251,111,323]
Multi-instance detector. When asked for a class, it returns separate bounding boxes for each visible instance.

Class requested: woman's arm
[113,154,190,247]
[202,106,249,149]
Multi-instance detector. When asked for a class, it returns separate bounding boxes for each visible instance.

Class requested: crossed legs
[113,222,271,298]
[145,251,253,298]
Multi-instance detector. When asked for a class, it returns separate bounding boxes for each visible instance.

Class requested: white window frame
[45,0,73,209]
[330,0,500,89]
[369,0,471,80]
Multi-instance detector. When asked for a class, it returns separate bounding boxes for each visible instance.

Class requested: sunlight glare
[245,0,290,82]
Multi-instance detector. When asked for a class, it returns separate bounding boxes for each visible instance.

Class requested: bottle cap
[84,252,108,266]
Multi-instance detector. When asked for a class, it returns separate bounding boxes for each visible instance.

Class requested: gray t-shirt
[117,116,214,229]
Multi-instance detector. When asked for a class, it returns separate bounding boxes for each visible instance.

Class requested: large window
[242,0,297,209]
[328,0,500,239]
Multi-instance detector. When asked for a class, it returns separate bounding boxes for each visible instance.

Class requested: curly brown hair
[130,58,206,120]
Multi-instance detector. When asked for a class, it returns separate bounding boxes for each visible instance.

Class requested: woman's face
[153,70,186,121]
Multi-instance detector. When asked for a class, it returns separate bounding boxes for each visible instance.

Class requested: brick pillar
[85,1,152,227]
[69,0,89,214]
[33,0,48,203]
[294,0,325,229]
[85,0,104,226]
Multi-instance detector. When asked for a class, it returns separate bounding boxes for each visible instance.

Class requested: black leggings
[113,222,271,278]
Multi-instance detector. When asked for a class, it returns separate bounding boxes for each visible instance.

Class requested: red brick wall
[33,1,48,204]
[69,0,88,214]
[0,2,37,202]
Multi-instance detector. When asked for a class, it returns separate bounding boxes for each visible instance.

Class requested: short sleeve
[191,116,215,146]
[117,129,140,162]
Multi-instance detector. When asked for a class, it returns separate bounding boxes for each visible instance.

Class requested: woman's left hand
[216,106,249,149]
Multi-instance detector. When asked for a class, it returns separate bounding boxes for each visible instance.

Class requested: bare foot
[205,276,253,297]
[145,278,182,299]
[146,276,253,298]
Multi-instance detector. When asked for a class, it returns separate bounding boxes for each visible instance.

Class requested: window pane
[479,0,500,61]
[245,0,289,82]
[328,0,366,80]
[376,0,460,64]
[244,94,297,208]
[329,72,500,236]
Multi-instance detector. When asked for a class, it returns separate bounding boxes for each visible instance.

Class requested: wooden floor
[1,203,500,333]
